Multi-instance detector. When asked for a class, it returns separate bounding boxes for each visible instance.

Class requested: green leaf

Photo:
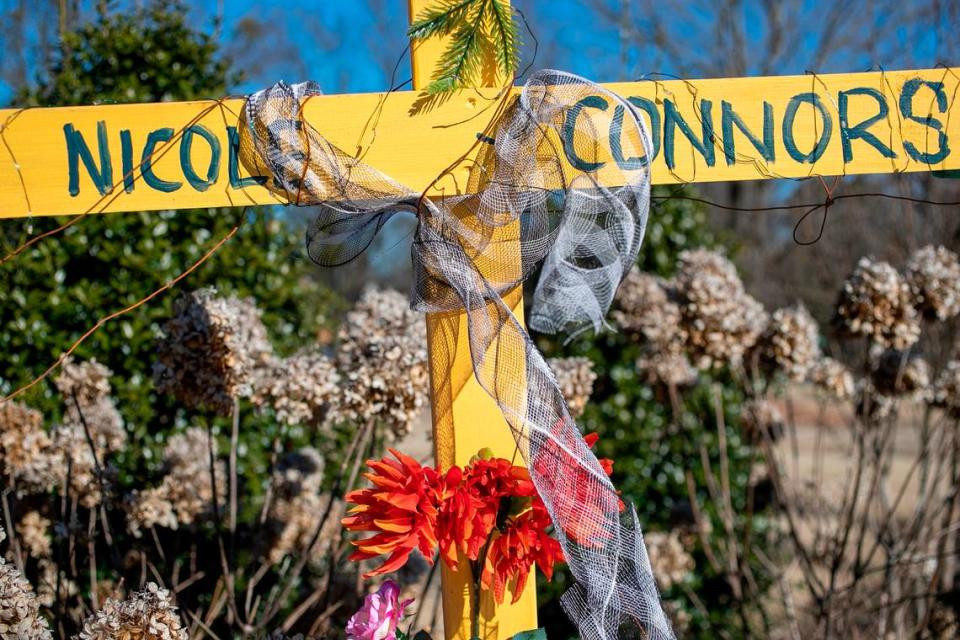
[511,629,547,640]
[411,632,434,640]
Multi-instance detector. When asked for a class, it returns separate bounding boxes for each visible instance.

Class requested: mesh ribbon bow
[241,70,675,640]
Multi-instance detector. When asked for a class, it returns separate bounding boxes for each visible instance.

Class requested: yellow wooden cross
[2,66,959,219]
[1,2,960,638]
[407,1,538,636]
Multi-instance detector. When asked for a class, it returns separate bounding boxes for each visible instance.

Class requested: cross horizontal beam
[1,67,957,219]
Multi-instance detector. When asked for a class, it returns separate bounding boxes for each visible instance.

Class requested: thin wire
[0,97,241,265]
[4,63,960,398]
[791,175,841,246]
[514,6,540,83]
[0,216,82,266]
[792,204,830,246]
[0,213,243,405]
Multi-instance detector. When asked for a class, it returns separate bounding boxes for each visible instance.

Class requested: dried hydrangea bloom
[125,487,178,537]
[548,357,597,419]
[905,245,960,321]
[43,358,128,507]
[612,270,686,347]
[94,580,126,608]
[835,257,921,350]
[268,492,341,565]
[613,269,699,387]
[154,288,275,415]
[644,531,695,591]
[755,305,821,381]
[35,559,78,608]
[335,288,428,438]
[0,531,53,640]
[49,422,110,508]
[636,351,699,388]
[17,512,51,560]
[740,398,785,441]
[0,401,58,494]
[871,350,931,398]
[265,448,340,564]
[160,428,226,526]
[809,358,856,401]
[54,357,111,401]
[77,582,187,640]
[928,602,959,639]
[674,249,768,369]
[933,360,960,418]
[252,350,340,427]
[54,358,125,453]
[126,428,225,536]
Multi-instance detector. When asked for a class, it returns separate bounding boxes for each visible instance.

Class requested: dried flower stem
[229,398,239,554]
[1,489,23,571]
[265,420,374,632]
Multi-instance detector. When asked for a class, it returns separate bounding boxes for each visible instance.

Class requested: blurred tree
[0,0,342,471]
[536,187,771,639]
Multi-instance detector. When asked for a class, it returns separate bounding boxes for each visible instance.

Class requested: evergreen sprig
[407,0,521,95]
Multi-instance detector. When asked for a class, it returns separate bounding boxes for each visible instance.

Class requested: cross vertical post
[408,1,539,638]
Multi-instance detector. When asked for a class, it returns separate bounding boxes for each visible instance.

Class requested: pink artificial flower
[346,580,414,640]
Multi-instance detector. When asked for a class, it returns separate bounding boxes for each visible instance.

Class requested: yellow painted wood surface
[2,67,960,218]
[410,1,538,638]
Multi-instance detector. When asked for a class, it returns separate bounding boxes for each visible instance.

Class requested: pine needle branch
[426,15,488,95]
[407,0,476,40]
[488,0,520,76]
[407,0,521,96]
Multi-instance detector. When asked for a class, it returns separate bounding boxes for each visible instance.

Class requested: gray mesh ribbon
[241,70,675,640]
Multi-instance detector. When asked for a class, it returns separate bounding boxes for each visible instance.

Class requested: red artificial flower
[342,449,456,578]
[437,456,536,569]
[583,432,616,478]
[344,446,572,598]
[531,424,624,548]
[481,500,564,604]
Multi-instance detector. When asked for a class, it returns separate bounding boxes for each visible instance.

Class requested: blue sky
[207,0,949,93]
[212,0,616,95]
[1,0,952,104]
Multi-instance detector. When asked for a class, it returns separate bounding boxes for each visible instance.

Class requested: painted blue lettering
[626,96,661,161]
[563,95,609,172]
[227,126,268,188]
[120,129,135,193]
[900,78,950,165]
[140,128,182,193]
[838,87,895,163]
[180,125,221,192]
[721,100,775,166]
[782,93,832,164]
[664,99,715,170]
[64,121,113,197]
[610,104,651,169]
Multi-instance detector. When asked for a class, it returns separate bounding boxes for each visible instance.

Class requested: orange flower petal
[373,517,414,533]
